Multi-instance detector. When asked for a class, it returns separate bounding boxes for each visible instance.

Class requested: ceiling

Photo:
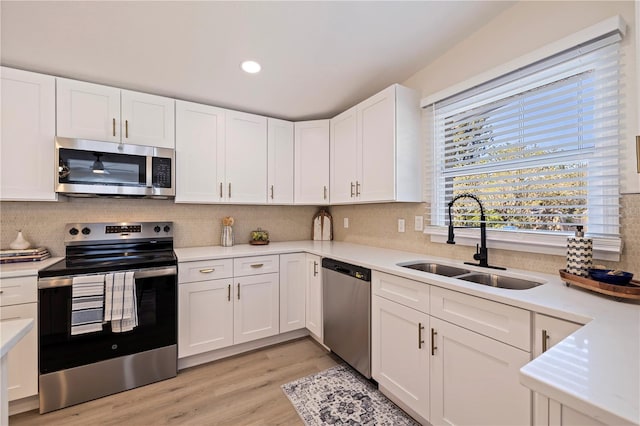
[0,1,513,121]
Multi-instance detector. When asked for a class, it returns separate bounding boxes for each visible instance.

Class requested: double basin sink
[398,262,543,290]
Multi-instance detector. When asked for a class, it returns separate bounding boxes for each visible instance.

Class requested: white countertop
[0,257,63,279]
[177,241,640,425]
[0,318,33,359]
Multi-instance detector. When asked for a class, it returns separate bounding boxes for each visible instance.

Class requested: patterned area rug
[281,364,420,425]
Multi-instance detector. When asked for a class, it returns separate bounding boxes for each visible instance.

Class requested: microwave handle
[146,156,153,188]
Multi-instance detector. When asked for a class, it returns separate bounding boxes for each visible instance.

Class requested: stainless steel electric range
[37,222,177,413]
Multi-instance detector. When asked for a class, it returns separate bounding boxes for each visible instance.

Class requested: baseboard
[9,395,38,416]
[178,328,309,370]
[378,383,429,426]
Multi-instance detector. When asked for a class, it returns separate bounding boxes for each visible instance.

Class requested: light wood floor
[11,337,340,425]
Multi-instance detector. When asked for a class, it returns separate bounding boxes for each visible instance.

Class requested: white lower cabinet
[0,274,38,402]
[430,317,531,426]
[532,314,584,426]
[178,278,233,358]
[372,294,429,423]
[279,253,306,333]
[233,273,280,344]
[305,254,323,341]
[178,255,279,358]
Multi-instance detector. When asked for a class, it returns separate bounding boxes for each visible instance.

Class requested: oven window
[39,274,177,374]
[58,148,146,186]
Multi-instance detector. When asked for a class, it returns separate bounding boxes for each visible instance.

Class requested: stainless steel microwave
[55,137,175,198]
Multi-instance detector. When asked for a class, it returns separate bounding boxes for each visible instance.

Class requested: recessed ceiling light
[241,60,261,74]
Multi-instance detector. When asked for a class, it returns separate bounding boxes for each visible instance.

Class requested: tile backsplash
[0,198,318,256]
[330,194,640,274]
[1,195,638,275]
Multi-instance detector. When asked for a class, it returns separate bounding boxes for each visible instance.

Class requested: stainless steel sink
[457,273,543,290]
[399,262,471,277]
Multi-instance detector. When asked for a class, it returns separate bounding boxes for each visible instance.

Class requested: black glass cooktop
[38,240,176,278]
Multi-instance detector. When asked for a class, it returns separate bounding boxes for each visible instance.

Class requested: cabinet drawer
[372,271,429,314]
[430,286,530,351]
[1,302,38,400]
[0,275,37,306]
[179,258,233,283]
[233,255,279,277]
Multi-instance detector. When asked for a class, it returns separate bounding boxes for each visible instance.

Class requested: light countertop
[0,257,63,279]
[177,241,640,425]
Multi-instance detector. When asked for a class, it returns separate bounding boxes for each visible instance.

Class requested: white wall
[403,0,639,194]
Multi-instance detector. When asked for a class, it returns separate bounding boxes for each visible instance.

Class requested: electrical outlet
[414,215,424,231]
[398,218,405,233]
[343,217,349,228]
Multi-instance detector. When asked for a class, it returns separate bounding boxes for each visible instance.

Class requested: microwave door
[58,148,146,188]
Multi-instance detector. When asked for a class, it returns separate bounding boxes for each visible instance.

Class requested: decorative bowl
[588,269,634,285]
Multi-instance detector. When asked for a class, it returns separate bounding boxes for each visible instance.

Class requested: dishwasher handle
[321,258,371,281]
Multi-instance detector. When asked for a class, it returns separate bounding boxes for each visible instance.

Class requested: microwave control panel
[152,157,172,188]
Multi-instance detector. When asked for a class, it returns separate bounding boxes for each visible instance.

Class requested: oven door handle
[38,266,177,289]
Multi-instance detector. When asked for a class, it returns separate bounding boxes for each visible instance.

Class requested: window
[424,31,623,258]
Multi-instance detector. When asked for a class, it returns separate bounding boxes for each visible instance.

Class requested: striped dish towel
[71,275,105,335]
[104,271,138,333]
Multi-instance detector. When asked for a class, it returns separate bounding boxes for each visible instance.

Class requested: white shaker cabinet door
[225,110,268,204]
[233,273,279,344]
[178,279,233,358]
[1,67,56,201]
[305,254,323,341]
[267,118,294,204]
[121,89,175,148]
[330,106,358,204]
[294,120,330,204]
[175,100,226,203]
[56,77,121,143]
[533,313,582,358]
[1,303,38,401]
[372,295,429,423]
[279,253,306,333]
[358,84,396,202]
[430,317,531,426]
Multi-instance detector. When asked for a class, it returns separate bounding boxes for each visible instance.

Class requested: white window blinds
[425,32,622,240]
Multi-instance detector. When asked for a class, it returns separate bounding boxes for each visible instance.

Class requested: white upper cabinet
[121,89,175,148]
[175,100,226,203]
[225,110,268,204]
[57,78,175,148]
[330,106,358,203]
[294,120,330,205]
[267,118,294,204]
[1,67,56,201]
[330,84,422,204]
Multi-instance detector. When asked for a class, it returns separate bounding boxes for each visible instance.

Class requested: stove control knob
[154,226,161,233]
[164,225,171,233]
[81,227,91,235]
[69,227,79,236]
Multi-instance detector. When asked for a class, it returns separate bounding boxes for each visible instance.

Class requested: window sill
[424,226,622,262]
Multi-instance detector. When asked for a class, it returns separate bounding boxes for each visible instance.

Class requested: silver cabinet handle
[229,183,232,198]
[199,268,215,273]
[125,120,129,138]
[313,261,318,277]
[270,185,274,199]
[418,322,425,349]
[250,263,264,268]
[431,328,437,356]
[323,186,327,200]
[112,118,116,137]
[350,182,355,197]
[219,182,223,198]
[356,181,361,196]
[237,283,240,300]
[227,284,231,301]
[542,329,549,353]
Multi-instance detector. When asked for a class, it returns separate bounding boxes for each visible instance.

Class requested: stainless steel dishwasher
[322,258,371,378]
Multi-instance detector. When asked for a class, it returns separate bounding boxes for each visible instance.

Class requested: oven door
[55,137,175,198]
[38,266,177,375]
